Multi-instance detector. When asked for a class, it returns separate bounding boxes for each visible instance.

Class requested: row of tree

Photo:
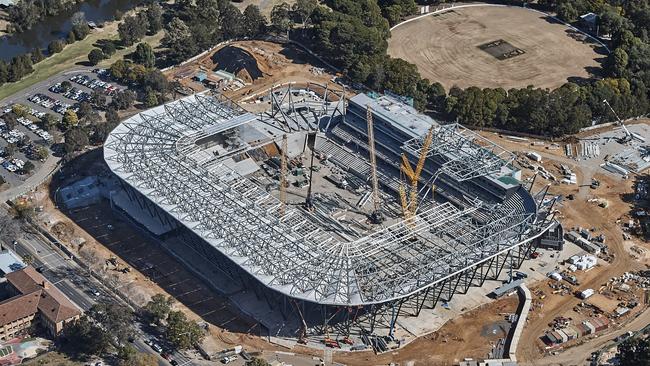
[7,0,83,32]
[61,296,204,364]
[0,13,91,87]
[293,0,650,137]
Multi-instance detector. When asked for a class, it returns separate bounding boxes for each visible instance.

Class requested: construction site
[93,78,563,355]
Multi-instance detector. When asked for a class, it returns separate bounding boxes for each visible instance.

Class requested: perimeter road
[3,221,182,366]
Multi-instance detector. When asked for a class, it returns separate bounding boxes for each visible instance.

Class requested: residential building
[0,266,81,340]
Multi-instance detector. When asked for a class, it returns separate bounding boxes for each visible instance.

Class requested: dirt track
[388,6,604,90]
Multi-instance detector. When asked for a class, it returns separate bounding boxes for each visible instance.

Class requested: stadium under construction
[103,84,557,347]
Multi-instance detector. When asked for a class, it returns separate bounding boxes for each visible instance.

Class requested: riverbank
[0,11,163,102]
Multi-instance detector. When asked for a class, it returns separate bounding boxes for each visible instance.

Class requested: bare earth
[388,6,604,90]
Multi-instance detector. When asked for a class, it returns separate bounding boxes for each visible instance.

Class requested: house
[0,266,81,340]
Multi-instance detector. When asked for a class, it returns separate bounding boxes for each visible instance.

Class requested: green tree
[61,110,79,130]
[162,17,198,64]
[64,127,89,153]
[618,337,650,366]
[119,15,149,46]
[72,23,90,41]
[30,48,45,64]
[557,2,579,22]
[133,43,156,68]
[41,113,58,131]
[111,90,136,110]
[146,3,163,34]
[220,3,245,39]
[100,41,117,56]
[165,311,204,350]
[88,48,105,66]
[4,143,16,157]
[144,91,159,108]
[106,107,120,125]
[61,80,72,91]
[61,316,111,356]
[91,90,107,109]
[89,303,135,346]
[292,0,318,26]
[48,39,65,54]
[145,294,174,325]
[34,145,49,160]
[21,160,35,173]
[67,30,77,44]
[0,60,8,86]
[271,2,292,34]
[8,55,34,82]
[243,5,267,37]
[610,48,629,77]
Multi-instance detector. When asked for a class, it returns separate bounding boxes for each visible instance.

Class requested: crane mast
[279,134,288,217]
[366,106,383,224]
[400,126,435,223]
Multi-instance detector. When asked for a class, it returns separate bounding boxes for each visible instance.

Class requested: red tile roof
[4,266,81,324]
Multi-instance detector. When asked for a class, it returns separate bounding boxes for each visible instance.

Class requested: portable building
[576,323,591,336]
[563,326,579,340]
[557,329,569,343]
[579,288,595,299]
[527,151,542,162]
[583,320,596,334]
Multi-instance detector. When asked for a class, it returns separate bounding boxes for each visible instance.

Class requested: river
[0,0,137,61]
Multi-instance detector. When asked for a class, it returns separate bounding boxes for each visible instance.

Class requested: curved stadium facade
[104,89,555,342]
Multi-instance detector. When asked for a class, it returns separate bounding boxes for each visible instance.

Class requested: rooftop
[0,250,26,276]
[5,266,82,324]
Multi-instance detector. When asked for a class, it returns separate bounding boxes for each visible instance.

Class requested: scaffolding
[104,91,554,336]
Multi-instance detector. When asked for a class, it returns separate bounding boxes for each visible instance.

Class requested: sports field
[388,6,605,90]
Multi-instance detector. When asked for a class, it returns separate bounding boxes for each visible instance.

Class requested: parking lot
[0,69,126,190]
[0,113,51,188]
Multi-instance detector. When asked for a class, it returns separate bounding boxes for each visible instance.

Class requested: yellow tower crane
[400,126,435,222]
[279,134,288,216]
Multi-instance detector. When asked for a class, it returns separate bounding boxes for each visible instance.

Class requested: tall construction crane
[366,106,383,224]
[400,126,435,222]
[603,99,645,143]
[279,134,288,216]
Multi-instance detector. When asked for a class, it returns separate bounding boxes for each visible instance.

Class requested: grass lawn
[0,24,163,102]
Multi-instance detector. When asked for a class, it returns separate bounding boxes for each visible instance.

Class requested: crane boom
[279,134,288,216]
[366,106,383,223]
[400,127,436,222]
[603,99,632,140]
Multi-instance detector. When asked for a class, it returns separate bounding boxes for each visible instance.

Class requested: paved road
[2,224,192,366]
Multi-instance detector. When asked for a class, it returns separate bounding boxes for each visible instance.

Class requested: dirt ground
[33,149,284,356]
[477,125,650,363]
[333,297,518,366]
[166,40,343,105]
[388,5,605,90]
